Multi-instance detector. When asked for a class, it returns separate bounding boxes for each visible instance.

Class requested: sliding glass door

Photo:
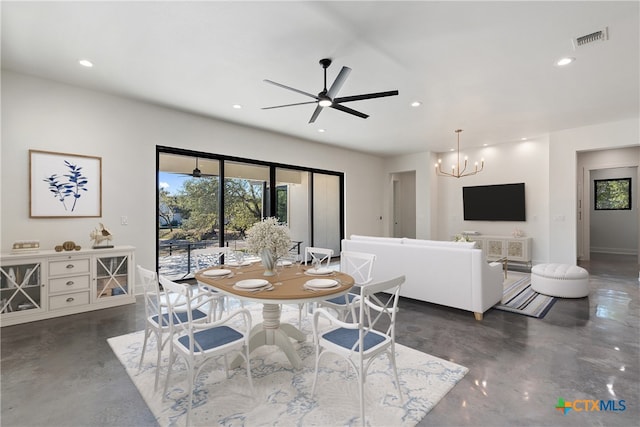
[223,161,269,251]
[157,147,343,279]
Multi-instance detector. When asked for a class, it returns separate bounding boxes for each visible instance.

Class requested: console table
[1,246,135,327]
[468,235,532,268]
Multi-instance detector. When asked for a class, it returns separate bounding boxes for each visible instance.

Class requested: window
[156,147,343,279]
[594,178,631,210]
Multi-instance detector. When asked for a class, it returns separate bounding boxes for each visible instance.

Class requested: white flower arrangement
[453,233,472,242]
[245,217,292,260]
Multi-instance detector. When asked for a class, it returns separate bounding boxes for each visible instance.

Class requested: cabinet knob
[66,297,74,303]
[66,264,74,269]
[66,281,74,286]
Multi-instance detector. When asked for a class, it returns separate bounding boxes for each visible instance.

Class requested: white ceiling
[2,1,638,156]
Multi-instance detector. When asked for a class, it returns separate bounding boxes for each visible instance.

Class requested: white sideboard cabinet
[1,246,135,327]
[468,235,532,266]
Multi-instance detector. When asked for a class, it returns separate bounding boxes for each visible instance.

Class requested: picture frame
[29,150,102,218]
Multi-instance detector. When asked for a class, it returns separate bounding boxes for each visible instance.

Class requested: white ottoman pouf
[531,263,589,298]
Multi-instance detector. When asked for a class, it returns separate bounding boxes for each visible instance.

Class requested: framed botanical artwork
[29,150,102,218]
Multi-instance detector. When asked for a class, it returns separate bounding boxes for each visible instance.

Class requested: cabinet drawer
[49,291,89,310]
[49,275,90,293]
[49,258,90,276]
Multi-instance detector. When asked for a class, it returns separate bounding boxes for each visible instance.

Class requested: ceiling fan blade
[308,105,324,123]
[330,103,369,119]
[263,79,318,100]
[327,66,352,98]
[334,90,399,104]
[262,101,318,110]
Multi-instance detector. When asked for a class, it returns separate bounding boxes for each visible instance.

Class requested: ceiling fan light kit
[263,58,398,123]
[435,129,485,178]
[192,158,202,178]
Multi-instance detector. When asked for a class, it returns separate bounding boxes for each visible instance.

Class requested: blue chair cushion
[324,293,358,306]
[322,328,385,351]
[178,326,243,351]
[153,309,207,327]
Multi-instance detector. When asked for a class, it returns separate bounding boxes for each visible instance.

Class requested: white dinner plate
[225,261,252,267]
[202,269,232,277]
[235,279,270,289]
[277,260,293,267]
[305,267,333,276]
[305,278,339,289]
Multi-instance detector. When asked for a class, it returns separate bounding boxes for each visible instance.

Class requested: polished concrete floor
[1,253,638,426]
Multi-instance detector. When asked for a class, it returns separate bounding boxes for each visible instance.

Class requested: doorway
[391,171,416,238]
[577,147,640,262]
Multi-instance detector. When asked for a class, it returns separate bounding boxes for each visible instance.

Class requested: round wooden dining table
[195,260,354,369]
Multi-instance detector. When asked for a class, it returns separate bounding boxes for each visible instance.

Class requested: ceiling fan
[262,58,399,123]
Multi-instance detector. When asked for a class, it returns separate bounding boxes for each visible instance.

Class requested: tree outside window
[594,178,631,210]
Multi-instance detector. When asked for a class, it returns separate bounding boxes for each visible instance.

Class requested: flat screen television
[463,183,526,221]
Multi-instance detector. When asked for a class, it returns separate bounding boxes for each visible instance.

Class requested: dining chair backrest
[304,247,334,267]
[340,251,376,286]
[359,275,405,337]
[157,275,208,351]
[137,265,162,319]
[192,247,230,270]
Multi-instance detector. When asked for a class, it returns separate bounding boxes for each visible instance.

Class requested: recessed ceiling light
[317,129,326,133]
[449,148,455,152]
[556,57,575,67]
[483,143,488,147]
[411,101,422,107]
[232,104,242,109]
[521,137,527,141]
[78,59,93,68]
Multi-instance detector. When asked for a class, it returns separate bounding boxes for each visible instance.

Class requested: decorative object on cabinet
[63,241,81,251]
[467,235,532,268]
[90,223,114,248]
[1,246,135,327]
[512,228,525,238]
[29,149,102,218]
[11,240,40,253]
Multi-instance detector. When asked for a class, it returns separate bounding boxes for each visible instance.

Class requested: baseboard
[591,247,638,256]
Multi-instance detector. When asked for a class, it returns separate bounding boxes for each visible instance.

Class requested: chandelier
[435,129,484,178]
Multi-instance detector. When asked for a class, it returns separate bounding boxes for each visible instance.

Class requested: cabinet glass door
[1,262,42,314]
[95,255,129,298]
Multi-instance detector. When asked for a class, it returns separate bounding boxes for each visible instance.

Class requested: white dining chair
[138,265,208,390]
[191,246,232,318]
[160,275,253,426]
[317,251,376,322]
[297,246,334,327]
[311,275,405,426]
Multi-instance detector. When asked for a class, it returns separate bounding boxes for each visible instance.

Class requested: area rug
[108,304,468,426]
[494,272,557,318]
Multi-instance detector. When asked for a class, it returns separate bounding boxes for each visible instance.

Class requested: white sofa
[341,235,504,320]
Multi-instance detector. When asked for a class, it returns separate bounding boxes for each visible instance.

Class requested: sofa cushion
[349,235,404,244]
[401,238,477,249]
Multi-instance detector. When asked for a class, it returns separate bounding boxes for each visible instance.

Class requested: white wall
[1,71,385,275]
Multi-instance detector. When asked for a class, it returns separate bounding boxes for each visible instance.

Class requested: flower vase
[260,249,277,276]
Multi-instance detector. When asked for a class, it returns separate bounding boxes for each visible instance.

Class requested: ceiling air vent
[573,27,609,49]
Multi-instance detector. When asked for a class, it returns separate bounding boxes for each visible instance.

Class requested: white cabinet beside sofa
[1,246,135,327]
[468,235,532,265]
